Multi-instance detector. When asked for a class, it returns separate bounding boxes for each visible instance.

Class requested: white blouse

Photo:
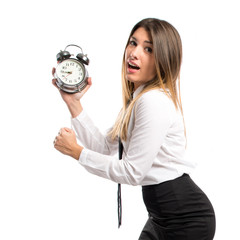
[71,85,196,186]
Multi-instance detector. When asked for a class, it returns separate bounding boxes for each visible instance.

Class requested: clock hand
[64,72,73,80]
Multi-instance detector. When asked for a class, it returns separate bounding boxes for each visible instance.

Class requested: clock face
[56,59,85,85]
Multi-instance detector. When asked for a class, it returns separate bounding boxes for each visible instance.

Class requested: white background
[0,0,239,239]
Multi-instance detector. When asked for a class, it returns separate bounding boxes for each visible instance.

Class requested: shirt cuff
[71,109,87,121]
[78,148,89,164]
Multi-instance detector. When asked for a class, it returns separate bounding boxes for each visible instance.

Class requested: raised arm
[52,67,92,118]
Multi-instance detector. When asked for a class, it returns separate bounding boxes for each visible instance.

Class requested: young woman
[52,18,216,239]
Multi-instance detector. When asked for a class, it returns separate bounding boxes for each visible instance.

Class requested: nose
[130,45,141,59]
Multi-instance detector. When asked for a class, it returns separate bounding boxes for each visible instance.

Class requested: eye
[145,47,153,53]
[129,40,137,46]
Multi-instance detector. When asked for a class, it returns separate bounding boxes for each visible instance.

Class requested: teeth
[129,62,138,67]
[128,62,140,70]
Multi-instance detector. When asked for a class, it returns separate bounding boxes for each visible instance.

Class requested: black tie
[118,137,123,228]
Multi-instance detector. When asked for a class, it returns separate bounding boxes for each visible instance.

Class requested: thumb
[80,77,92,96]
[63,127,72,133]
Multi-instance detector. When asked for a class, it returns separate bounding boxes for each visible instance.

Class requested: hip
[142,174,215,230]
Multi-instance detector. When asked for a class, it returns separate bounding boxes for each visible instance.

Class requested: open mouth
[128,62,140,70]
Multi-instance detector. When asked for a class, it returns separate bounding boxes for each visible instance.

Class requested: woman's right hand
[52,67,92,118]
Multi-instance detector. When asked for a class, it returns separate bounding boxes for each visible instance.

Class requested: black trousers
[139,174,216,240]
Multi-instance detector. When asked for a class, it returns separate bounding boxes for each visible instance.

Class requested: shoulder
[131,89,177,133]
[133,89,180,127]
[136,89,175,112]
[142,88,170,99]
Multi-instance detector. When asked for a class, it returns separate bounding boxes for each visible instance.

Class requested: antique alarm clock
[55,44,89,93]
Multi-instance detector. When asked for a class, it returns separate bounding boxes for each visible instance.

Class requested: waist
[139,159,195,186]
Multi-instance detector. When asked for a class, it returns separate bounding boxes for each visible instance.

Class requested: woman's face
[125,27,156,90]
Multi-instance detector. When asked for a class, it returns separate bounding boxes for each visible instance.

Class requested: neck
[133,82,142,91]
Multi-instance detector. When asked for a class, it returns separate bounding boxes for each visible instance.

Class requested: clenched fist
[53,127,83,160]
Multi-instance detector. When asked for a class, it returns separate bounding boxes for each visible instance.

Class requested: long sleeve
[71,110,118,156]
[70,89,193,186]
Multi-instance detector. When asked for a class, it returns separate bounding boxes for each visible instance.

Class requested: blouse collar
[132,84,170,99]
[133,84,145,99]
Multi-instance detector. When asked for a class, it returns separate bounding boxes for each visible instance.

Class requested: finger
[80,77,92,95]
[53,137,57,145]
[63,127,72,133]
[52,67,56,77]
[87,77,92,86]
[52,78,60,90]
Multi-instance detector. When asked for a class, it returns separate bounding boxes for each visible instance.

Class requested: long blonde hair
[109,18,185,141]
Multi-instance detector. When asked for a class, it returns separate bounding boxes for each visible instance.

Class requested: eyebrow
[131,36,153,44]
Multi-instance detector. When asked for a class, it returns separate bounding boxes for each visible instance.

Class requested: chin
[126,74,138,82]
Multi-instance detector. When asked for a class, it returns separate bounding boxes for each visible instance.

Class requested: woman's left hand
[53,127,83,160]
